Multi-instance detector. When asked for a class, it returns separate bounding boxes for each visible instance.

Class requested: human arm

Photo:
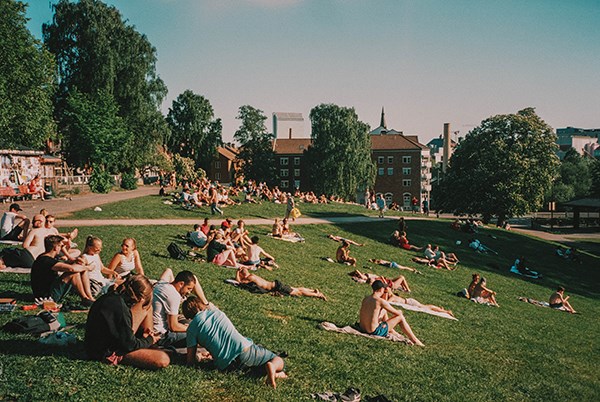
[187,346,197,365]
[22,231,35,248]
[52,261,92,274]
[380,299,403,317]
[168,314,188,333]
[106,253,121,275]
[133,250,144,276]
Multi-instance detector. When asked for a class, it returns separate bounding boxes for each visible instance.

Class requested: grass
[0,219,599,401]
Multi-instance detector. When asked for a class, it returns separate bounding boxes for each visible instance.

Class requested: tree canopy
[233,105,277,185]
[166,90,222,171]
[306,104,375,199]
[0,0,56,149]
[436,108,559,222]
[546,148,593,203]
[43,0,167,170]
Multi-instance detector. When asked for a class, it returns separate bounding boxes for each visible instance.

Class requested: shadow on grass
[0,339,87,361]
[304,211,367,218]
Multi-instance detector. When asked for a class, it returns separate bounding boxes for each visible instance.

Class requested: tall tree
[0,0,56,149]
[233,105,277,184]
[166,90,222,171]
[547,148,593,202]
[43,0,167,170]
[590,158,600,198]
[437,108,559,223]
[306,104,375,199]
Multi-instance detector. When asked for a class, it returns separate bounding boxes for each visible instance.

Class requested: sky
[25,0,600,144]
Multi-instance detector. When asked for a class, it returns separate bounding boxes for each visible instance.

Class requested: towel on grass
[389,300,457,321]
[318,322,411,344]
[0,267,30,274]
[267,233,305,243]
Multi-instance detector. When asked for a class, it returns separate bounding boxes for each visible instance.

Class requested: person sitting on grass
[231,220,252,248]
[549,286,576,314]
[423,244,457,270]
[398,231,422,251]
[207,232,240,268]
[0,203,30,241]
[336,240,357,266]
[348,269,411,292]
[236,266,327,300]
[359,280,424,346]
[327,234,364,246]
[188,224,208,248]
[85,275,170,370]
[470,277,499,306]
[81,235,120,297]
[183,296,287,388]
[368,258,421,274]
[271,218,283,238]
[31,235,95,305]
[107,238,144,278]
[243,236,278,270]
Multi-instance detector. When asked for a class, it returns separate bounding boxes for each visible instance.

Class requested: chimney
[289,128,292,139]
[443,123,450,173]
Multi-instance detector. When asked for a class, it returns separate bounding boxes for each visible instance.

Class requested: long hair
[117,275,152,308]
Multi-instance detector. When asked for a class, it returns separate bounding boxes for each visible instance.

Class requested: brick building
[272,138,311,192]
[206,145,240,184]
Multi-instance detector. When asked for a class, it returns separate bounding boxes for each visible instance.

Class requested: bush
[120,172,138,190]
[89,168,114,193]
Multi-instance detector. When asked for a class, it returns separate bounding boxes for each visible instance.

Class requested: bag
[290,207,301,219]
[0,247,35,268]
[2,311,61,335]
[167,242,186,260]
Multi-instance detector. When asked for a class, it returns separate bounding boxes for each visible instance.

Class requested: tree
[43,0,167,170]
[546,148,593,203]
[590,158,600,198]
[233,105,277,184]
[305,104,375,199]
[0,0,56,149]
[437,108,559,223]
[166,90,222,171]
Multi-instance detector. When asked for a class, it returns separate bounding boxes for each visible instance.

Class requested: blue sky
[25,0,600,143]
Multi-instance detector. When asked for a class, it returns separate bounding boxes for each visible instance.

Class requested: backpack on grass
[2,311,61,335]
[167,242,186,260]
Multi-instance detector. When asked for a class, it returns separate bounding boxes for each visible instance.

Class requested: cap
[221,220,231,228]
[371,279,388,291]
[9,203,22,211]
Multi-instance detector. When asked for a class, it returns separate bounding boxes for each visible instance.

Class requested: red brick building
[206,145,240,184]
[272,138,311,192]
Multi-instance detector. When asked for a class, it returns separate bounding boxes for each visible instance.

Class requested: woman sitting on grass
[470,276,499,306]
[107,238,144,278]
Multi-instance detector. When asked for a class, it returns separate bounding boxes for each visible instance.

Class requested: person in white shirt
[0,203,30,241]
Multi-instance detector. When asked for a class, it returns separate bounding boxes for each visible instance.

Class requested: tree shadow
[0,339,87,361]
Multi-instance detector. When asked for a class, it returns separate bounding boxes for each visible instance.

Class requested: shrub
[120,172,138,190]
[89,167,114,193]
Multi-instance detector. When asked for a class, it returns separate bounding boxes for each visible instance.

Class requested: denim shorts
[236,344,277,368]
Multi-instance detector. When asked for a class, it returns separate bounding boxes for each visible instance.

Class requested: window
[281,180,289,188]
[280,169,289,177]
[403,193,411,208]
[403,179,411,187]
[215,161,221,169]
[403,167,411,175]
[294,157,300,165]
[215,172,221,180]
[294,180,300,189]
[378,156,384,164]
[378,168,385,176]
[385,193,393,204]
[402,156,411,164]
[294,169,300,177]
[387,168,394,176]
[280,157,289,165]
[388,156,394,164]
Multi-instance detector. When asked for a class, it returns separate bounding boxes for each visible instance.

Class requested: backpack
[2,311,61,335]
[167,242,186,260]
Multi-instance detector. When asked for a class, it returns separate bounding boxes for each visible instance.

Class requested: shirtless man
[336,241,357,266]
[359,280,424,346]
[236,266,327,300]
[328,234,364,246]
[549,286,576,313]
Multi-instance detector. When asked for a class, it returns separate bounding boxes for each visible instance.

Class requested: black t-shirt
[31,255,60,298]
[207,239,227,262]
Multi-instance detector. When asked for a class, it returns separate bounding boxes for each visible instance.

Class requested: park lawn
[62,194,401,220]
[0,219,598,401]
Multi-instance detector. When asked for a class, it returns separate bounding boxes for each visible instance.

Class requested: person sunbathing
[271,218,283,238]
[336,241,357,266]
[549,286,576,313]
[398,231,422,251]
[385,290,454,318]
[327,234,364,246]
[348,270,411,292]
[235,266,327,300]
[470,277,499,306]
[368,258,421,274]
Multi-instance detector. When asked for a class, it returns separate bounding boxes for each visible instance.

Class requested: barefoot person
[349,270,411,293]
[336,240,357,266]
[236,266,327,300]
[549,286,576,313]
[386,292,454,318]
[359,280,424,346]
[183,297,287,388]
[368,258,421,274]
[470,277,499,306]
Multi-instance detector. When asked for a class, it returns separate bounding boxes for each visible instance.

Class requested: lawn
[0,219,598,401]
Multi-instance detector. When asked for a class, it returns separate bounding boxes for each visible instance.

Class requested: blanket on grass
[0,267,30,274]
[510,265,542,279]
[267,233,305,243]
[388,300,458,321]
[318,321,411,344]
[0,240,22,245]
[518,297,568,312]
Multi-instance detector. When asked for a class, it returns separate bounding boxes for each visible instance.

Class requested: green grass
[1,220,599,401]
[63,194,399,220]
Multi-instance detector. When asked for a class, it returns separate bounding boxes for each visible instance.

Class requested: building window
[378,156,384,164]
[294,169,300,177]
[403,193,411,208]
[281,169,289,177]
[294,157,300,165]
[215,172,221,180]
[402,156,411,164]
[403,179,411,187]
[280,157,289,165]
[385,193,393,204]
[281,180,289,188]
[387,168,394,176]
[378,168,385,176]
[388,156,393,164]
[215,161,221,169]
[403,167,411,175]
[294,180,300,189]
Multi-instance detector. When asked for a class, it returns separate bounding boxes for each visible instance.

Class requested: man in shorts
[183,296,287,388]
[359,280,424,346]
[235,266,327,300]
[0,203,30,241]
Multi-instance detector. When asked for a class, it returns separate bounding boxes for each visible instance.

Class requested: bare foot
[315,289,327,301]
[275,371,288,379]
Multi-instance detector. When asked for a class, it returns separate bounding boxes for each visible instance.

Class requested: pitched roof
[370,126,402,135]
[217,146,238,160]
[273,112,304,121]
[371,134,427,150]
[272,138,312,154]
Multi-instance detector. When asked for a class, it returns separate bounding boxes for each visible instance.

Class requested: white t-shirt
[0,212,17,238]
[152,282,182,334]
[83,253,108,284]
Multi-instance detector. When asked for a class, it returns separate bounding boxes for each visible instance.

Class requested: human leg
[158,268,174,282]
[192,274,209,304]
[387,312,424,346]
[120,348,170,370]
[290,287,327,300]
[390,276,411,292]
[64,272,94,301]
[265,356,287,388]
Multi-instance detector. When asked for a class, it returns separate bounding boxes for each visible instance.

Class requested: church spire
[380,106,387,129]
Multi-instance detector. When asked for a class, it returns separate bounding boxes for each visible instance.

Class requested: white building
[273,112,305,139]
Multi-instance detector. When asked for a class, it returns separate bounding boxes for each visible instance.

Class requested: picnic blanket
[267,233,305,243]
[0,267,30,274]
[510,265,542,279]
[318,321,411,344]
[518,297,568,312]
[389,300,457,321]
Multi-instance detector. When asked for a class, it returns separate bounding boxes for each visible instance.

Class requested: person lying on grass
[183,296,287,389]
[359,280,424,346]
[470,277,499,306]
[390,231,423,251]
[348,269,411,292]
[85,275,170,370]
[549,286,576,314]
[423,244,457,270]
[368,258,421,274]
[235,266,327,300]
[327,234,364,246]
[336,240,357,266]
[384,288,454,318]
